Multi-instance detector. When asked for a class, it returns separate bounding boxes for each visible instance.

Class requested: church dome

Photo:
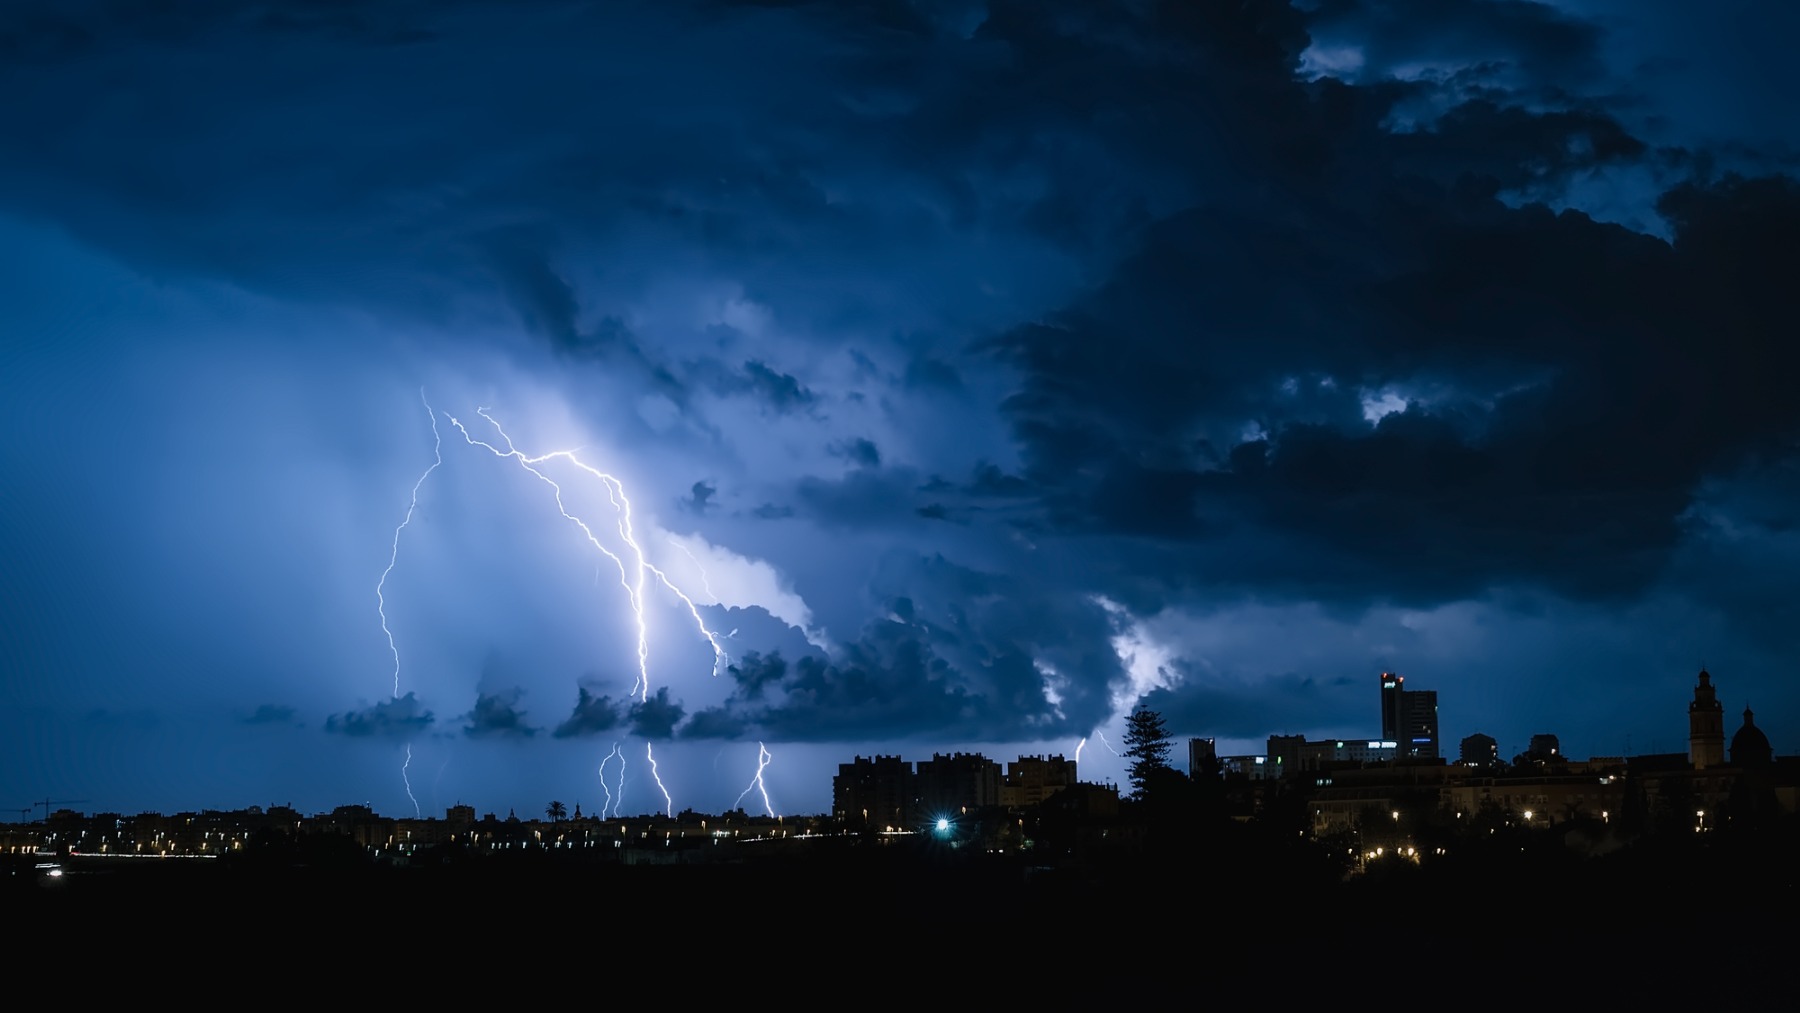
[1730,707,1773,768]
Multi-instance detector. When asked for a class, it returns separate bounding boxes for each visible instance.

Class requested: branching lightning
[377,388,442,819]
[646,742,673,818]
[445,407,726,701]
[375,400,736,819]
[667,536,718,603]
[1095,730,1121,756]
[734,742,775,816]
[598,743,625,818]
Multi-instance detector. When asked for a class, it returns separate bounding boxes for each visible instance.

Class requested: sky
[3,0,1798,821]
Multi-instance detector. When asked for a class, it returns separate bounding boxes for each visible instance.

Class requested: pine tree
[1122,707,1173,799]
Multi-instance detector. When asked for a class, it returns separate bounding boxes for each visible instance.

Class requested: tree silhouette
[545,800,567,822]
[1123,708,1173,799]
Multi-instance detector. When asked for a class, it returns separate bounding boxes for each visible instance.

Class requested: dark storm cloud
[688,357,820,413]
[627,688,685,740]
[241,704,299,726]
[970,0,1800,611]
[686,481,717,514]
[552,685,625,739]
[325,693,433,739]
[1141,665,1362,740]
[1304,0,1607,90]
[741,361,817,413]
[793,468,928,527]
[679,706,749,740]
[482,232,641,362]
[464,689,537,739]
[712,641,979,741]
[689,564,1124,742]
[903,354,964,392]
[831,437,882,468]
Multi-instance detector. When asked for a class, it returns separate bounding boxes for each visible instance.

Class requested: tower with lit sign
[1378,672,1440,760]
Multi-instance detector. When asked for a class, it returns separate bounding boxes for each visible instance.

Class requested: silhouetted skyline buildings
[1380,672,1439,760]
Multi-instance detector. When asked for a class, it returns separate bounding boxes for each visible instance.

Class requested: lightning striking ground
[446,408,727,702]
[646,742,673,818]
[376,389,442,818]
[734,742,775,816]
[598,743,625,818]
[401,744,419,817]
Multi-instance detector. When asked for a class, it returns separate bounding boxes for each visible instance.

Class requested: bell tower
[1688,668,1725,769]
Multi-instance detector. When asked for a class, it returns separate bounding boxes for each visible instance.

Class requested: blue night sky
[3,0,1798,820]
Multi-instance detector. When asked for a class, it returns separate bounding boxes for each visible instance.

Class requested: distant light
[935,818,950,833]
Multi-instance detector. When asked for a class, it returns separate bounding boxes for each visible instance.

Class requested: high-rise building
[1689,668,1725,769]
[833,755,916,830]
[916,752,1002,815]
[1378,671,1440,760]
[1001,754,1077,808]
[1380,671,1405,741]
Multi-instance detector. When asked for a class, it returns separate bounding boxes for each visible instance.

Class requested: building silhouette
[1001,754,1077,809]
[916,752,1002,815]
[833,755,915,830]
[1379,671,1439,760]
[1187,737,1216,776]
[1731,707,1773,767]
[1689,668,1726,769]
[1459,732,1499,767]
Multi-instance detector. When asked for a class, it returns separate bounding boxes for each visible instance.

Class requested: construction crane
[25,798,89,822]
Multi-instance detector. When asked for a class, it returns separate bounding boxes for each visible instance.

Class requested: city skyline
[4,1,1799,819]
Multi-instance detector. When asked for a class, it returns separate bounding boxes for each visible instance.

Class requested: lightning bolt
[377,388,441,819]
[402,744,419,818]
[667,536,719,603]
[1095,731,1122,756]
[598,743,625,819]
[734,742,775,817]
[1074,737,1086,763]
[646,742,673,818]
[445,407,726,702]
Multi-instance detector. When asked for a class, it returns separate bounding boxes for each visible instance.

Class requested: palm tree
[545,800,567,822]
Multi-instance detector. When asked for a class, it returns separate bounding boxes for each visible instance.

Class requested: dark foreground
[10,833,1795,998]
